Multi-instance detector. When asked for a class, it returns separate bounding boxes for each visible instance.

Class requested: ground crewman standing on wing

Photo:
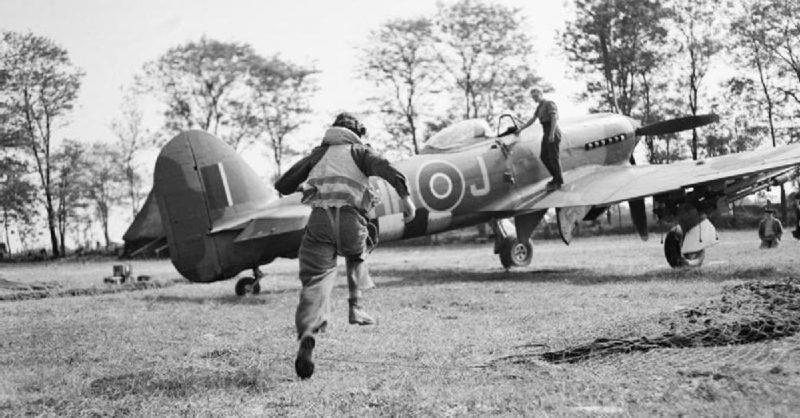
[275,113,416,380]
[518,87,564,191]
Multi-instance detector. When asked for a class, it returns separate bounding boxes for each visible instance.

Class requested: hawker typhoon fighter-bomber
[124,112,800,295]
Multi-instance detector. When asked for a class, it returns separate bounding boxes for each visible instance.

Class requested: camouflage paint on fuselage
[367,113,640,241]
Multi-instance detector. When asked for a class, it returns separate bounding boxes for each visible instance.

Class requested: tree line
[0,33,319,256]
[2,0,799,257]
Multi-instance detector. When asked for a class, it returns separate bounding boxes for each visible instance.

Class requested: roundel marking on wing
[416,160,466,212]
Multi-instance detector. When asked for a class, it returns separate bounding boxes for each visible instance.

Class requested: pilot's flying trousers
[275,127,410,339]
[536,100,564,185]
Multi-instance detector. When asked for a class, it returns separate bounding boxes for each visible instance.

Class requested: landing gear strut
[235,267,264,296]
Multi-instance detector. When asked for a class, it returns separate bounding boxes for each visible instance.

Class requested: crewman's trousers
[760,238,780,249]
[540,122,564,184]
[295,206,374,339]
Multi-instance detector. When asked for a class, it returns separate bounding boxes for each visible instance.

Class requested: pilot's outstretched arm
[351,146,415,222]
[517,114,537,132]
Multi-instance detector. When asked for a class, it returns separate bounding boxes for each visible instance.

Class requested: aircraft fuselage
[367,113,640,242]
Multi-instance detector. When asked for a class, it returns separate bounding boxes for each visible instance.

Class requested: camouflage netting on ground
[540,278,800,364]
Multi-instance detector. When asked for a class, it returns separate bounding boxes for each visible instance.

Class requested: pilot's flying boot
[348,298,376,325]
[546,180,562,191]
[295,335,315,379]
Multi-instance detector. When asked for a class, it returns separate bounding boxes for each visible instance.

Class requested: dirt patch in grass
[0,278,187,302]
[504,278,800,364]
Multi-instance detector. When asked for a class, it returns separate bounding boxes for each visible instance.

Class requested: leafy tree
[669,0,725,160]
[730,0,799,220]
[704,78,765,157]
[562,0,670,116]
[0,31,84,257]
[83,142,126,247]
[731,4,779,145]
[562,0,676,165]
[52,139,89,256]
[137,37,261,149]
[248,56,318,176]
[435,0,541,122]
[111,92,151,218]
[361,17,439,155]
[14,213,44,255]
[740,0,800,107]
[0,158,36,255]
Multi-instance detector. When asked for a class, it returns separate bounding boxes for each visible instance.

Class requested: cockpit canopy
[420,119,493,154]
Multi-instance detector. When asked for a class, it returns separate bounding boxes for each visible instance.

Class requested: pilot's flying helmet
[332,113,367,138]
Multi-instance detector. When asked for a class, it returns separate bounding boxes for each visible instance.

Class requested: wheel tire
[235,277,261,296]
[682,250,705,267]
[499,238,533,269]
[664,227,705,268]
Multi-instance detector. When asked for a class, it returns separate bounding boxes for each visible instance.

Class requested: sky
[1,0,582,244]
[1,0,581,141]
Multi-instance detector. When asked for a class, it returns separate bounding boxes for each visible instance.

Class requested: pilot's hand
[401,195,416,223]
[500,126,517,137]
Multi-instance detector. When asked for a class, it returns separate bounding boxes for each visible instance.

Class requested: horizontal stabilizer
[234,206,311,242]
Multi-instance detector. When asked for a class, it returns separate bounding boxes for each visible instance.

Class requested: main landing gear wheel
[664,226,705,268]
[499,238,533,269]
[235,267,265,296]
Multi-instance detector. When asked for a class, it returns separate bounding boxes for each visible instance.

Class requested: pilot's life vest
[302,145,378,212]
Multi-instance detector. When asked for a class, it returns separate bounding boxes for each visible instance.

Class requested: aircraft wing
[484,143,800,211]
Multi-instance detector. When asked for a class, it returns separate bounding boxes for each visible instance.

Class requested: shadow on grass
[87,367,290,400]
[141,287,297,305]
[372,265,786,288]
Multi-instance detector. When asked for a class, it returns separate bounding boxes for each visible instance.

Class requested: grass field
[2,230,800,416]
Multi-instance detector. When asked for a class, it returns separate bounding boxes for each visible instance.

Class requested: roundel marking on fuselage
[416,160,465,212]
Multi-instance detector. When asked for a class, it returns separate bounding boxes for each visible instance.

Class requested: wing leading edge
[484,143,800,212]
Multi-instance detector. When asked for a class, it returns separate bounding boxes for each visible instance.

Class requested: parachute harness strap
[366,221,379,254]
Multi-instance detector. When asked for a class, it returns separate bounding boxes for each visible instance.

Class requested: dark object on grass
[537,278,800,364]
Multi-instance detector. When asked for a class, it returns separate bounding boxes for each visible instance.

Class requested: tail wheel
[499,238,533,269]
[664,226,705,268]
[235,276,261,296]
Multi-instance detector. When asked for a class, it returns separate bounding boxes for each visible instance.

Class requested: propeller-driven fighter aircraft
[124,113,800,295]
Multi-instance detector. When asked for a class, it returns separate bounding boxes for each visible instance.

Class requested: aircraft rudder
[154,130,273,282]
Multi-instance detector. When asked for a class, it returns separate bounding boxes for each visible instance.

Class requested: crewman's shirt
[535,100,558,124]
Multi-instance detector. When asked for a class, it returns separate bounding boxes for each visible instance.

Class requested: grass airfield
[1,230,800,416]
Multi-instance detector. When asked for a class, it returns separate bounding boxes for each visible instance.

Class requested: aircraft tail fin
[153,130,275,282]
